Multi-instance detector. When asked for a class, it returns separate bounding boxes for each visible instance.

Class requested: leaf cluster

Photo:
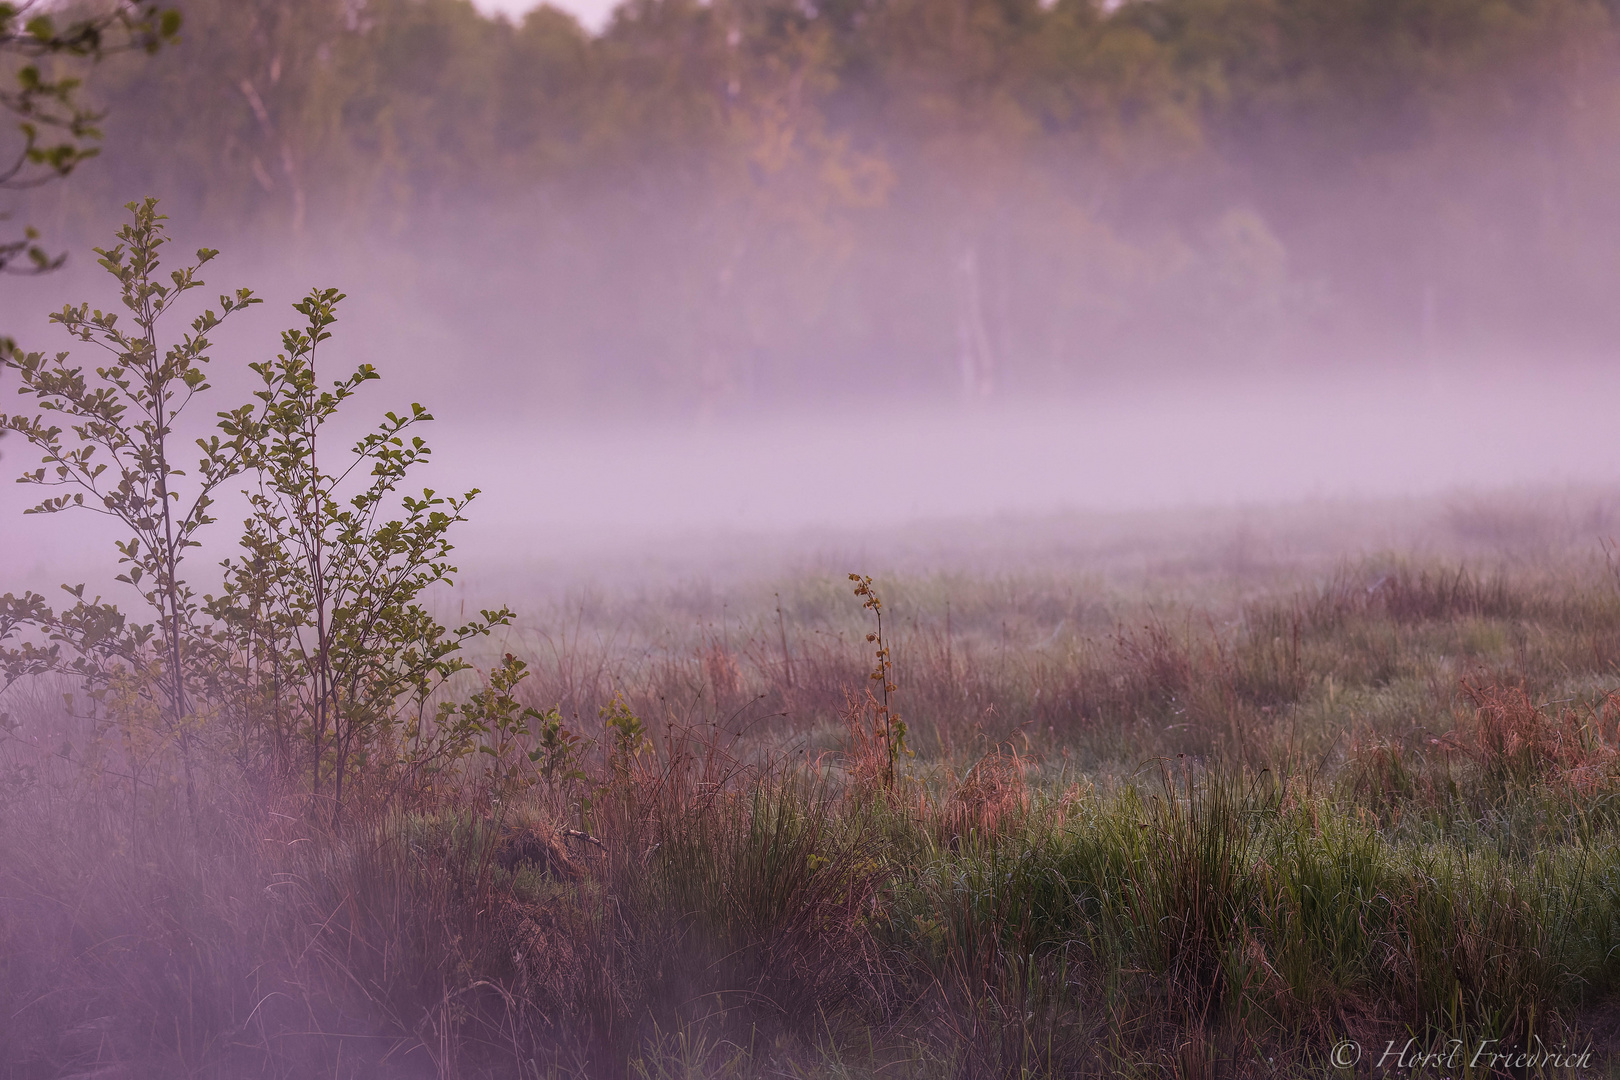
[0,2,180,273]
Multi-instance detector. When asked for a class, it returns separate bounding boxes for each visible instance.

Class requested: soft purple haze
[5,325,1617,599]
[473,0,615,32]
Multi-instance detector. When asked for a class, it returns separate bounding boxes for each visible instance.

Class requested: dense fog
[5,0,1620,587]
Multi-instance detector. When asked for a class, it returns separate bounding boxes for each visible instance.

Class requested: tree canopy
[20,0,1620,407]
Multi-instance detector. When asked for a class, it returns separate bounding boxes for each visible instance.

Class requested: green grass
[4,554,1620,1077]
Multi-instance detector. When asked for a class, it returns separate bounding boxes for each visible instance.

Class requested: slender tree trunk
[954,242,996,399]
[146,317,200,826]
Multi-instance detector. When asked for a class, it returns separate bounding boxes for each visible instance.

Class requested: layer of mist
[4,0,1620,602]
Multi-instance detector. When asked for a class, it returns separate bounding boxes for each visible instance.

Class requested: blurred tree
[30,0,1620,404]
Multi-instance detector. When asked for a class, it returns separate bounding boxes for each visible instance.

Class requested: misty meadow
[4,0,1620,1078]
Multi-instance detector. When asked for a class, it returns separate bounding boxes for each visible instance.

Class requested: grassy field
[4,500,1620,1078]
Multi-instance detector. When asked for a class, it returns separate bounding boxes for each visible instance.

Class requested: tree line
[20,0,1620,407]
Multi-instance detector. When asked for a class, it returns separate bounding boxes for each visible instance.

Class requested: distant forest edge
[16,0,1620,408]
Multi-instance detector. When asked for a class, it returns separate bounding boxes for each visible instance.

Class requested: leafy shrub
[0,199,517,821]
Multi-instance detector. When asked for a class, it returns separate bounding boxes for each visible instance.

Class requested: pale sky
[473,0,619,32]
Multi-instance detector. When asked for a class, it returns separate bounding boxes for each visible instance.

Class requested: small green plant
[532,704,585,785]
[602,694,650,773]
[432,653,548,804]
